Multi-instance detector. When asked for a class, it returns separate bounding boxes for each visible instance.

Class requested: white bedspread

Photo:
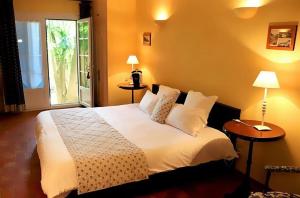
[35,104,237,198]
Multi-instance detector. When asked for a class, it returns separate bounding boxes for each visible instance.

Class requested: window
[16,21,44,89]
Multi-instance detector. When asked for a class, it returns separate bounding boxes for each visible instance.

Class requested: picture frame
[143,32,151,46]
[266,24,298,51]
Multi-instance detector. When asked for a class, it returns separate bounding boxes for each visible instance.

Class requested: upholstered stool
[249,166,300,198]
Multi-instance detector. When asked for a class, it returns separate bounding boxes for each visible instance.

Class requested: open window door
[77,17,93,107]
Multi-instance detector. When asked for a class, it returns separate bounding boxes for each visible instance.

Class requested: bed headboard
[152,84,241,131]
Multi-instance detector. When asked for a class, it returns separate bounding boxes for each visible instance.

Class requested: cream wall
[136,0,300,194]
[92,0,108,106]
[14,0,78,17]
[93,0,144,106]
[107,0,139,105]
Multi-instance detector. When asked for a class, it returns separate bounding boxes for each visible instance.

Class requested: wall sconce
[155,19,168,24]
[233,0,271,19]
[242,0,262,7]
[154,10,169,24]
[234,0,270,8]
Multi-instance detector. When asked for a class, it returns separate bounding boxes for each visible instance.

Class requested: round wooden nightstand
[224,120,285,142]
[117,83,147,103]
[223,120,285,197]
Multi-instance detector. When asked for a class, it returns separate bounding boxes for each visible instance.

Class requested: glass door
[16,21,50,110]
[46,20,79,106]
[77,18,93,107]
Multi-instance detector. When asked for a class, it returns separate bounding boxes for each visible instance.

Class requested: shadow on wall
[233,7,259,19]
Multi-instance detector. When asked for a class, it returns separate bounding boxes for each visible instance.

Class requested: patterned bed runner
[50,108,149,194]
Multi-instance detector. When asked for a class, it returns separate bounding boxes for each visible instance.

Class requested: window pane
[16,22,44,89]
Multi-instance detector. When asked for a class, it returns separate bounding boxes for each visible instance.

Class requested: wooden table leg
[131,89,134,103]
[246,140,254,180]
[224,140,254,198]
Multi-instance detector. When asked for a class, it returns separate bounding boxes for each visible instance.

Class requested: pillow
[157,85,180,99]
[150,95,177,124]
[184,91,218,124]
[166,104,206,137]
[139,90,159,115]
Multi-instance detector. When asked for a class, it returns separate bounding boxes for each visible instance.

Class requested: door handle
[87,72,90,79]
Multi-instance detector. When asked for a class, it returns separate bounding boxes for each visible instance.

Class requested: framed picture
[143,32,151,46]
[266,24,298,51]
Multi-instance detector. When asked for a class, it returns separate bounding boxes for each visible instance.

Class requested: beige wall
[92,0,108,106]
[93,0,145,106]
[14,0,78,19]
[107,0,139,105]
[137,0,300,194]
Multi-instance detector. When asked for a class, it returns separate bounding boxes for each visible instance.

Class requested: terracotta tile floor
[0,111,263,198]
[0,111,45,198]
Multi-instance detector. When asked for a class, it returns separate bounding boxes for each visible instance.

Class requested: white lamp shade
[127,55,139,65]
[253,71,280,88]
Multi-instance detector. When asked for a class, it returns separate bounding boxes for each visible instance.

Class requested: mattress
[35,104,237,198]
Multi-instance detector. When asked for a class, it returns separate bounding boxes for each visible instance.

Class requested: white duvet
[35,104,237,198]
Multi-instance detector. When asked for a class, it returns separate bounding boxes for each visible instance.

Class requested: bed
[35,84,241,198]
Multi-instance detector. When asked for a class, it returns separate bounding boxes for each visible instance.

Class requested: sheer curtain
[0,0,25,112]
[16,22,43,89]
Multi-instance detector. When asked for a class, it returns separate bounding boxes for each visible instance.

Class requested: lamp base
[253,125,272,131]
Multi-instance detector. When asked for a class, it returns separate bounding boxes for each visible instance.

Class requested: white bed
[35,104,237,198]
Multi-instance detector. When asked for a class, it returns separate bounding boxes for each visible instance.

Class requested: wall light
[235,0,271,8]
[156,11,169,20]
[233,0,273,18]
[243,0,262,7]
[154,9,169,23]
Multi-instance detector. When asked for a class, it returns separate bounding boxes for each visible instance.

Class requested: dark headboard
[152,84,241,131]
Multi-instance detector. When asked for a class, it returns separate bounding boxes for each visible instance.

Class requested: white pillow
[139,90,159,115]
[184,91,218,124]
[157,85,180,99]
[166,104,206,137]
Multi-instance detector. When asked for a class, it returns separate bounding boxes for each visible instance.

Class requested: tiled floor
[0,111,45,198]
[0,111,263,198]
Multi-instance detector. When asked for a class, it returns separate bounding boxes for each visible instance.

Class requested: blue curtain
[0,0,25,112]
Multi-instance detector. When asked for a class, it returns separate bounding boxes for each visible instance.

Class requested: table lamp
[127,55,139,71]
[253,71,280,131]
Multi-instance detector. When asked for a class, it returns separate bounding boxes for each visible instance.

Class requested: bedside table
[118,83,147,103]
[223,120,285,198]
